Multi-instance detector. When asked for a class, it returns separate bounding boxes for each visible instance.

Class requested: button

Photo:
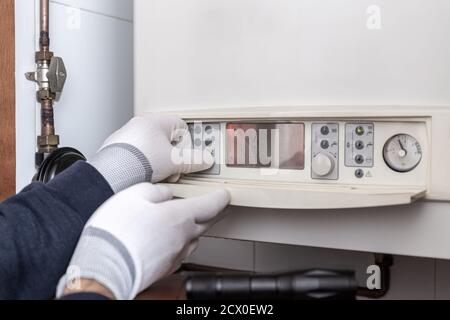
[194,138,203,147]
[355,154,365,164]
[355,140,365,150]
[312,153,335,177]
[194,125,202,134]
[321,126,330,136]
[205,125,213,134]
[355,126,365,136]
[320,140,330,149]
[355,169,364,179]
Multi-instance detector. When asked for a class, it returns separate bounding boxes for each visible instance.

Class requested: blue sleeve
[59,293,111,300]
[0,161,114,300]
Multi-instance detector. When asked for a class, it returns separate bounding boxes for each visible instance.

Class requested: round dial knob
[312,153,335,177]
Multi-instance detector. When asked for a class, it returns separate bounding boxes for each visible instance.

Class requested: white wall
[15,0,134,191]
[135,0,450,299]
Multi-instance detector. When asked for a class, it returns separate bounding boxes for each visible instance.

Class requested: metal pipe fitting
[26,0,68,165]
[36,99,58,154]
[36,60,50,89]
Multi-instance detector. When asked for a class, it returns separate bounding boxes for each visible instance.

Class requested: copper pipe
[40,100,55,137]
[39,0,50,52]
[37,0,58,155]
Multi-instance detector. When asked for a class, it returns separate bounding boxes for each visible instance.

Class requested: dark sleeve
[0,161,114,300]
[59,293,111,300]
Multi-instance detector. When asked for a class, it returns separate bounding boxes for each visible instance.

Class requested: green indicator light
[356,126,365,136]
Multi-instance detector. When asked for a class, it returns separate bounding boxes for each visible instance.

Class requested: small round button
[194,138,203,147]
[205,125,213,134]
[194,125,202,134]
[355,140,365,150]
[355,169,364,179]
[321,126,330,136]
[312,153,335,177]
[320,140,330,149]
[355,154,365,164]
[355,126,365,136]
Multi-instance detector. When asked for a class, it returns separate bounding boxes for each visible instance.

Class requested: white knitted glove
[57,183,230,300]
[90,116,213,193]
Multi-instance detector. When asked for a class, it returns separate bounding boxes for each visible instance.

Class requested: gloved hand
[56,183,231,300]
[90,116,213,193]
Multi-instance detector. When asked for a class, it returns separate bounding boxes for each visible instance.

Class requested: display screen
[226,123,305,170]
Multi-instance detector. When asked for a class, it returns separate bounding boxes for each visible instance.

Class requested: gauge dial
[383,134,422,172]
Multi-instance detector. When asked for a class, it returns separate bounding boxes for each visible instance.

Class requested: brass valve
[25,56,67,101]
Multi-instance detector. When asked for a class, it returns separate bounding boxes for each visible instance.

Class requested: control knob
[312,153,335,177]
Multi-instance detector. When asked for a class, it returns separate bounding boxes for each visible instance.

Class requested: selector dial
[312,153,335,177]
[383,134,422,173]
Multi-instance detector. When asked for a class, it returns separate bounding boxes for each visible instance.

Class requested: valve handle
[47,56,67,98]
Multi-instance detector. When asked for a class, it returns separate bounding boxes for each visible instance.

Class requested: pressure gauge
[383,134,422,172]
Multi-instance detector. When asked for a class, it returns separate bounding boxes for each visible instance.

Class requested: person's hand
[89,116,213,193]
[57,183,231,300]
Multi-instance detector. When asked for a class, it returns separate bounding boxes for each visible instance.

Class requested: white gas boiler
[156,106,450,210]
[135,0,450,259]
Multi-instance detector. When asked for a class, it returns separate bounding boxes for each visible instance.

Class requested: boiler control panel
[156,106,450,210]
[186,120,427,187]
